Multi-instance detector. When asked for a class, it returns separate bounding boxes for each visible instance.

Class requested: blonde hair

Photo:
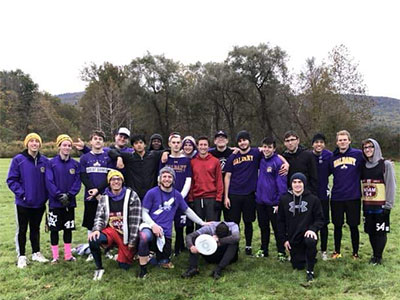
[336,130,351,141]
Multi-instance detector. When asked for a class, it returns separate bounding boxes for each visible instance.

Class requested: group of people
[6,127,396,282]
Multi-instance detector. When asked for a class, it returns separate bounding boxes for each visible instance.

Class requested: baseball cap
[215,130,228,139]
[117,127,130,138]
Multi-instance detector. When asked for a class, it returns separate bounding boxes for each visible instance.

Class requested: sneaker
[138,268,147,279]
[17,256,28,268]
[255,249,265,258]
[321,251,328,261]
[160,261,174,269]
[181,268,200,278]
[352,253,360,260]
[32,252,49,263]
[374,257,382,265]
[105,251,114,260]
[86,254,94,262]
[211,270,222,280]
[65,256,76,262]
[306,271,314,282]
[278,252,288,262]
[93,269,105,281]
[331,252,342,259]
[245,247,252,256]
[51,258,59,265]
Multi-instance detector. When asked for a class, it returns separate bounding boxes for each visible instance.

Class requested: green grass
[0,158,399,300]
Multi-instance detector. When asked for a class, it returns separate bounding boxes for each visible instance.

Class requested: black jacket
[282,145,318,195]
[277,189,324,245]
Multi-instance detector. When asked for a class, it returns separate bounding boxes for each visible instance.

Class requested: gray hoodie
[363,138,396,209]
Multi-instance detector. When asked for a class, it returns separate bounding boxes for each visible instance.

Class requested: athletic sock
[51,245,59,261]
[64,243,72,260]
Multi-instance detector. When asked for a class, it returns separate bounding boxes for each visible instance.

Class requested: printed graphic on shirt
[333,157,357,169]
[233,155,254,166]
[153,197,175,215]
[289,201,308,214]
[48,211,58,227]
[86,161,109,174]
[109,212,123,234]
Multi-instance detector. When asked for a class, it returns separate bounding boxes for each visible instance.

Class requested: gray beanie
[159,166,176,183]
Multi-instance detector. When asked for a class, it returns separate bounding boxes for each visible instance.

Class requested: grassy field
[0,158,399,300]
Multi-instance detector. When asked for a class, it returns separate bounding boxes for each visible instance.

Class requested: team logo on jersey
[69,168,75,174]
[333,157,356,169]
[267,167,272,173]
[93,161,101,167]
[40,167,45,173]
[153,197,175,215]
[288,200,308,214]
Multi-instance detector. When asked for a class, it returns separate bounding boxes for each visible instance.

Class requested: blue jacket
[45,155,81,209]
[7,150,49,208]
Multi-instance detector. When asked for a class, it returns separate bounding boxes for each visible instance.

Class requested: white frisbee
[195,234,217,255]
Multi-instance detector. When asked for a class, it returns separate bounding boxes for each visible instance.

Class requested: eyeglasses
[363,146,374,150]
[110,177,123,182]
[284,138,298,143]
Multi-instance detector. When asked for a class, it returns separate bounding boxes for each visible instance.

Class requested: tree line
[1,43,398,157]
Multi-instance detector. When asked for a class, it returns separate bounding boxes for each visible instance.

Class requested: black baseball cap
[215,130,228,138]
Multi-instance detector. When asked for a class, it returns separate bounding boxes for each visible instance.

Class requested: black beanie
[236,130,251,143]
[290,172,307,186]
[312,133,326,144]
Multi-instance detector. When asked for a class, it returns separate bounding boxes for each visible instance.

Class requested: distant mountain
[368,96,400,132]
[56,92,85,105]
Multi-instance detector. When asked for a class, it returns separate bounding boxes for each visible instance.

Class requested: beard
[160,181,173,189]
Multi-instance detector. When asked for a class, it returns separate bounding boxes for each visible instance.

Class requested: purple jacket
[7,150,49,208]
[330,147,364,201]
[313,149,333,201]
[256,154,287,206]
[45,155,82,209]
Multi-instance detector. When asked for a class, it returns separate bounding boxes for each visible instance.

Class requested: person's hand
[304,230,317,240]
[128,243,135,250]
[161,151,169,163]
[58,193,70,207]
[212,235,219,244]
[87,188,99,200]
[116,157,124,169]
[224,197,231,209]
[88,231,100,241]
[232,147,239,155]
[279,163,289,176]
[190,246,199,254]
[152,224,163,237]
[284,241,291,251]
[273,206,278,214]
[73,138,85,150]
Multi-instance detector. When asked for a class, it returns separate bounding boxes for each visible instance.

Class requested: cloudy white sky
[1,0,399,98]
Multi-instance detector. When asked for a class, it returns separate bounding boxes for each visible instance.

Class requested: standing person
[108,134,166,200]
[45,134,81,263]
[148,133,165,151]
[181,221,240,280]
[277,173,324,282]
[7,133,49,268]
[330,130,364,259]
[137,167,205,278]
[224,130,262,255]
[160,133,192,256]
[361,138,396,265]
[255,137,287,261]
[190,136,224,225]
[311,133,333,260]
[88,170,141,280]
[182,136,198,159]
[282,131,318,195]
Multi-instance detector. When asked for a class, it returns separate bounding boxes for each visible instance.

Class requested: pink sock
[64,243,72,260]
[51,245,59,260]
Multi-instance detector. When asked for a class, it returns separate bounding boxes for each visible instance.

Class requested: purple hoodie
[256,153,287,206]
[7,150,49,208]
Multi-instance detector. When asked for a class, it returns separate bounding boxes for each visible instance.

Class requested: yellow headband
[107,170,124,183]
[56,134,73,147]
[24,133,42,148]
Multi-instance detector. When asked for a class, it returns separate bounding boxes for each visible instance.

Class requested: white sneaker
[32,252,49,263]
[105,251,114,260]
[93,269,105,281]
[321,251,328,261]
[86,254,94,262]
[17,256,28,268]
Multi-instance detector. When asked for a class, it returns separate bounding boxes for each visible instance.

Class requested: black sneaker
[369,256,377,264]
[306,271,314,282]
[245,247,252,256]
[211,270,222,280]
[181,268,199,278]
[138,267,147,279]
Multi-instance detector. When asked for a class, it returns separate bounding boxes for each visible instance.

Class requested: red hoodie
[190,153,223,201]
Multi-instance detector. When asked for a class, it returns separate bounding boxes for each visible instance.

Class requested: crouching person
[182,221,240,280]
[277,173,324,282]
[88,170,141,280]
[137,167,205,278]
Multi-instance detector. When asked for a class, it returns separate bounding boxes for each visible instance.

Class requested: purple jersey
[142,187,188,238]
[160,155,192,194]
[313,149,333,201]
[225,148,261,195]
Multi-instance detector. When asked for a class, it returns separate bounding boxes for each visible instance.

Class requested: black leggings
[50,230,72,246]
[320,225,328,252]
[369,233,387,259]
[334,225,359,254]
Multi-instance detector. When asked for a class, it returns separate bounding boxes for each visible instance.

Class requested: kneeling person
[182,221,240,280]
[277,173,324,282]
[88,170,141,280]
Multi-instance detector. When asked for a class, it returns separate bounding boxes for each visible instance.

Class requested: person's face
[59,141,72,156]
[336,134,351,152]
[110,176,123,192]
[363,142,375,159]
[27,138,40,152]
[214,136,228,148]
[151,138,162,150]
[133,140,146,153]
[183,141,194,155]
[90,135,104,150]
[262,144,275,157]
[292,179,304,194]
[284,135,299,152]
[115,134,129,147]
[312,140,325,154]
[169,137,182,153]
[238,138,250,151]
[160,172,173,189]
[198,139,209,156]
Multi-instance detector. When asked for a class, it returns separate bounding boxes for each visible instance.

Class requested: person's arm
[277,154,289,176]
[181,177,192,199]
[224,172,232,208]
[308,153,319,195]
[185,230,201,249]
[184,207,205,226]
[92,196,107,231]
[68,161,82,196]
[215,161,223,201]
[219,223,240,245]
[383,160,397,210]
[128,192,142,246]
[6,157,25,199]
[45,164,61,199]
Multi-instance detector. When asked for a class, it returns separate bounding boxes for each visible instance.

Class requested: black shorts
[331,199,361,227]
[82,201,98,230]
[364,212,390,234]
[48,207,75,231]
[321,200,330,225]
[226,193,256,224]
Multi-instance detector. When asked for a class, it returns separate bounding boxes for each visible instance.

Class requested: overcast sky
[1,0,399,99]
